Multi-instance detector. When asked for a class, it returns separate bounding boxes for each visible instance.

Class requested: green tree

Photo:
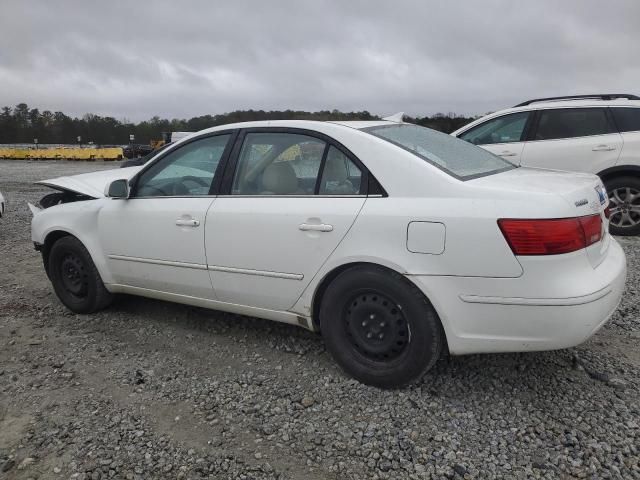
[0,104,476,145]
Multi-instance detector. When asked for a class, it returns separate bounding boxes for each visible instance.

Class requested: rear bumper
[409,238,627,355]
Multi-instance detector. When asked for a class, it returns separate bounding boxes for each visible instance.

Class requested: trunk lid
[473,167,610,267]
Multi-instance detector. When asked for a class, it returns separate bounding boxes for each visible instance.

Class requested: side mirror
[105,179,130,199]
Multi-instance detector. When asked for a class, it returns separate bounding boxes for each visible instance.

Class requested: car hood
[37,166,143,198]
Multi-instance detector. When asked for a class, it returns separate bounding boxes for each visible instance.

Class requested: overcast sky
[1,0,639,121]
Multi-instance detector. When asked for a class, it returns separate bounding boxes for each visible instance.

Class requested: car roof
[515,98,640,110]
[192,119,398,136]
[160,118,466,198]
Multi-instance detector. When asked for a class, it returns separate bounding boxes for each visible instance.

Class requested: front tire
[48,236,113,313]
[320,266,444,388]
[605,176,640,236]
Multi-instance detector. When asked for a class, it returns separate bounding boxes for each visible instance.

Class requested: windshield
[364,124,516,180]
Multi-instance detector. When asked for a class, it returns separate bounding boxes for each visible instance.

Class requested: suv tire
[605,176,640,236]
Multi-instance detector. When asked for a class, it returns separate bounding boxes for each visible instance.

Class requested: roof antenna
[383,112,405,123]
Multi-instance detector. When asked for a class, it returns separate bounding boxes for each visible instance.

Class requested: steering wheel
[137,184,170,196]
[171,175,209,195]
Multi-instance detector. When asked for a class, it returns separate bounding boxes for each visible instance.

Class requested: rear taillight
[579,214,603,245]
[498,214,602,255]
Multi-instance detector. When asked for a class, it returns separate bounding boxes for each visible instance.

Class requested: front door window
[135,134,231,197]
[460,112,529,145]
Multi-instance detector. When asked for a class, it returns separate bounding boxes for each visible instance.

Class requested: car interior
[233,135,361,196]
[135,132,363,197]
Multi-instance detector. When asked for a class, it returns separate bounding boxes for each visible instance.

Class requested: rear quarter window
[611,108,640,133]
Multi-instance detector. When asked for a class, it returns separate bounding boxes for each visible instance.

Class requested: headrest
[261,162,298,194]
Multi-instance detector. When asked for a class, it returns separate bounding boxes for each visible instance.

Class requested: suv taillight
[498,214,602,255]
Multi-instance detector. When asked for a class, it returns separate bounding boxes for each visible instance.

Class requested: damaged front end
[28,187,96,216]
[37,189,95,209]
[29,166,142,214]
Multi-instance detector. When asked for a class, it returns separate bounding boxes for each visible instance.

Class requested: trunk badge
[574,198,588,207]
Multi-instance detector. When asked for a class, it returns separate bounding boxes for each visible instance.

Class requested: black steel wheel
[344,292,410,362]
[59,251,89,299]
[320,265,445,388]
[48,235,113,313]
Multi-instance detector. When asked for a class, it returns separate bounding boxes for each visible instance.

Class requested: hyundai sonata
[30,118,627,388]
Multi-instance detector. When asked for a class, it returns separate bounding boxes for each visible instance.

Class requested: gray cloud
[1,0,638,121]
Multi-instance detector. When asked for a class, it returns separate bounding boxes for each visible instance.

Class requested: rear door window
[534,108,615,140]
[611,108,640,133]
[232,133,326,195]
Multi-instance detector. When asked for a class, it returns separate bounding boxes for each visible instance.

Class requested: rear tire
[605,176,640,236]
[48,236,113,313]
[320,266,444,388]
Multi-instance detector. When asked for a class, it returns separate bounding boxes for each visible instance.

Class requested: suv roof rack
[513,94,640,108]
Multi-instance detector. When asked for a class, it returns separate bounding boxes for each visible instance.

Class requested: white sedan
[30,119,627,388]
[0,189,5,218]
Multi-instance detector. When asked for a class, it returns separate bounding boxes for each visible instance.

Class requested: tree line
[0,103,476,145]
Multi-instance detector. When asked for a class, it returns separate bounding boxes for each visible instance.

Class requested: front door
[205,130,366,311]
[98,133,233,298]
[457,111,530,164]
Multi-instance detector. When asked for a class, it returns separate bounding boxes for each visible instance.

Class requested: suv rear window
[611,108,640,133]
[534,108,615,140]
[364,124,516,180]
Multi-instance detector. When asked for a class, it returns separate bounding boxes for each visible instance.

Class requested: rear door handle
[299,223,333,232]
[499,151,517,157]
[175,218,200,227]
[592,145,616,151]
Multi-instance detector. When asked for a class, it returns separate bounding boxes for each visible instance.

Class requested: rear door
[457,111,530,164]
[521,107,622,173]
[205,129,367,311]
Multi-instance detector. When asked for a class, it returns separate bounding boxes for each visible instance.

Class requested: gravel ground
[0,159,639,480]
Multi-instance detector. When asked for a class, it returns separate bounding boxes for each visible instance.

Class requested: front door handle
[499,151,517,157]
[592,145,616,151]
[175,218,200,227]
[299,223,333,232]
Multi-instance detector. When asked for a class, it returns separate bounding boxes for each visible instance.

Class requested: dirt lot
[0,159,639,480]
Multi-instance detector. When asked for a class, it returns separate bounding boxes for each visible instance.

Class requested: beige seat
[261,162,300,195]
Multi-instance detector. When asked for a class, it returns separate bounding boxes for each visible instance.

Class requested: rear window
[611,108,640,133]
[364,124,516,180]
